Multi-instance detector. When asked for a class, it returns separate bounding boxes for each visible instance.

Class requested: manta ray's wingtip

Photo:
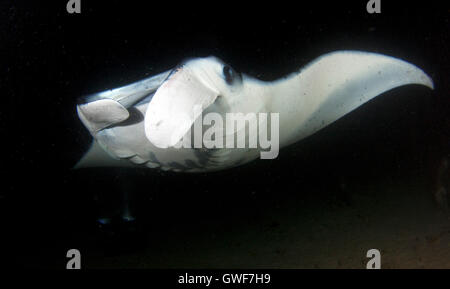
[410,66,434,90]
[423,73,435,90]
[339,49,435,90]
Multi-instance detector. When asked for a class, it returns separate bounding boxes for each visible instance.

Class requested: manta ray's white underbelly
[77,51,434,172]
[94,102,260,172]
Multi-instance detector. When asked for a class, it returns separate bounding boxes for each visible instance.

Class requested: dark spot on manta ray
[149,152,159,163]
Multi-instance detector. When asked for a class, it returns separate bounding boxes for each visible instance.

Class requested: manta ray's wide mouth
[144,65,220,148]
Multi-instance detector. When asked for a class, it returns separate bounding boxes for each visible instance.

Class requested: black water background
[0,1,448,268]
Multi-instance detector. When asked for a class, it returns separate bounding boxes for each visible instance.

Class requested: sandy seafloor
[33,165,450,269]
[75,168,450,269]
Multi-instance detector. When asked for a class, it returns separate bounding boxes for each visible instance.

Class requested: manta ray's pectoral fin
[271,51,434,147]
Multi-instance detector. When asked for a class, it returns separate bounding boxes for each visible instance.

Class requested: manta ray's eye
[223,65,236,85]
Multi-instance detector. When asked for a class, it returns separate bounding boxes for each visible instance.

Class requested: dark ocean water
[0,1,448,269]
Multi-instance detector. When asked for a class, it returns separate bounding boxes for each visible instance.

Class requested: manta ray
[76,51,434,172]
